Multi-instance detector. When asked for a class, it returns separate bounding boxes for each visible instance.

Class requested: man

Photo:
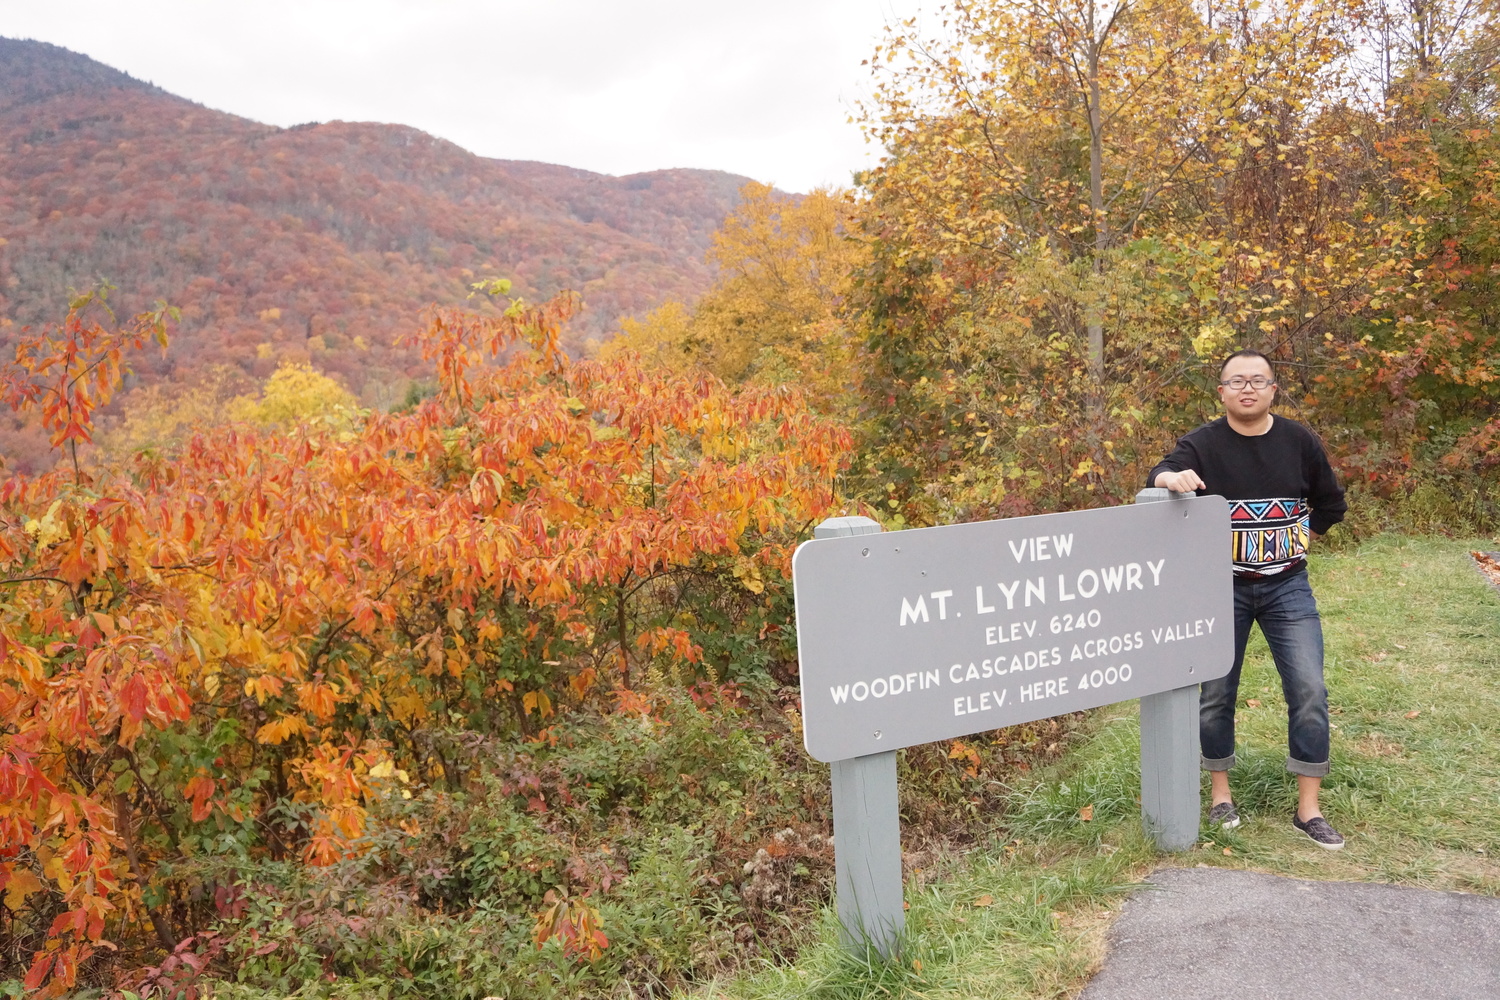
[1148,349,1348,849]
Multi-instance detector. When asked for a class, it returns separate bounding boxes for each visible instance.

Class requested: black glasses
[1219,376,1275,391]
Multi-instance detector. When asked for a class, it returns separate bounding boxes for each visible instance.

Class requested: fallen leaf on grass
[1223,847,1233,856]
[1395,643,1407,650]
[1405,709,1421,719]
[974,894,994,907]
[1371,651,1388,662]
[1078,804,1094,821]
[1246,698,1262,708]
[913,959,923,973]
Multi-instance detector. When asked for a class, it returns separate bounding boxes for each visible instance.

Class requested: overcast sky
[1,0,928,193]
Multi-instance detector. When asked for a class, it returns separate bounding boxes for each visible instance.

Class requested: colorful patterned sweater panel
[1228,497,1311,577]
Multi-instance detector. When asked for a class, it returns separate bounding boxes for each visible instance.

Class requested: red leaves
[125,929,225,1000]
[120,675,149,725]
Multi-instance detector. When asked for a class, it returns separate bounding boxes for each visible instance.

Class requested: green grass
[701,535,1500,999]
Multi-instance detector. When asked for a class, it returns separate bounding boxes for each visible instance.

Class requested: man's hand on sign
[1154,469,1205,493]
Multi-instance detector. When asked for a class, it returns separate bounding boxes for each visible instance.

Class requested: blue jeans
[1200,570,1330,778]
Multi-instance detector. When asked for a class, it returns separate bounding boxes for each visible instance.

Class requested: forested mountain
[0,37,755,422]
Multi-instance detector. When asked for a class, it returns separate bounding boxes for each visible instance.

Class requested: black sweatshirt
[1147,416,1347,579]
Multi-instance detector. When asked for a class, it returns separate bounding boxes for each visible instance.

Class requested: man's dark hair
[1219,348,1275,377]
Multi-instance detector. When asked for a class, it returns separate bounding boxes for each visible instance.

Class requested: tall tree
[606,183,868,412]
[854,0,1366,515]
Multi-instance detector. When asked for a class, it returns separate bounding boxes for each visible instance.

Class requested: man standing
[1148,349,1348,849]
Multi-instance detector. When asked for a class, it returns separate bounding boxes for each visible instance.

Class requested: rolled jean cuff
[1287,756,1329,778]
[1201,753,1235,772]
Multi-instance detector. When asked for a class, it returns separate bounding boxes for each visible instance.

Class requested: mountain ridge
[0,36,759,467]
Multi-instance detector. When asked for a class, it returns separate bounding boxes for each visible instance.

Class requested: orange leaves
[569,666,598,699]
[255,715,310,745]
[634,626,703,665]
[55,530,91,586]
[611,688,656,718]
[407,287,580,411]
[0,285,855,993]
[295,679,341,721]
[291,743,373,866]
[243,674,286,705]
[4,286,175,462]
[182,774,217,823]
[948,739,982,777]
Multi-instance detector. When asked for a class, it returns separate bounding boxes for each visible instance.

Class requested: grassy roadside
[703,534,1500,1000]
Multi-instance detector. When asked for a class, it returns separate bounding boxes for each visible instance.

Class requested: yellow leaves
[389,692,430,725]
[606,184,864,408]
[569,666,597,699]
[522,690,554,719]
[24,500,69,547]
[41,850,71,894]
[226,362,361,430]
[732,556,765,594]
[4,869,43,909]
[368,759,409,783]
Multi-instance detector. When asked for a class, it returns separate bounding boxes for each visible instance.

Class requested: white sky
[0,0,928,193]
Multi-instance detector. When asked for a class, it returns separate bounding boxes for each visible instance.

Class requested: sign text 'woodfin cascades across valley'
[792,497,1233,762]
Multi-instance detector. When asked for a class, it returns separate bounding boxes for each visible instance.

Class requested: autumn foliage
[839,0,1500,522]
[0,285,849,992]
[9,0,1500,993]
[0,36,759,472]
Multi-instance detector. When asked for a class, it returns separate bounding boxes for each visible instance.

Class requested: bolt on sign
[793,497,1234,763]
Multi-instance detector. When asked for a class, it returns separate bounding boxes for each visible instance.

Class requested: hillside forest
[4,1,1500,997]
[0,36,755,472]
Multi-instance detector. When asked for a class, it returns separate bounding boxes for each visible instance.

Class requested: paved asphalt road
[1079,867,1500,999]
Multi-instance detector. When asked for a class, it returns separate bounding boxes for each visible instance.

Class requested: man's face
[1217,355,1276,422]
